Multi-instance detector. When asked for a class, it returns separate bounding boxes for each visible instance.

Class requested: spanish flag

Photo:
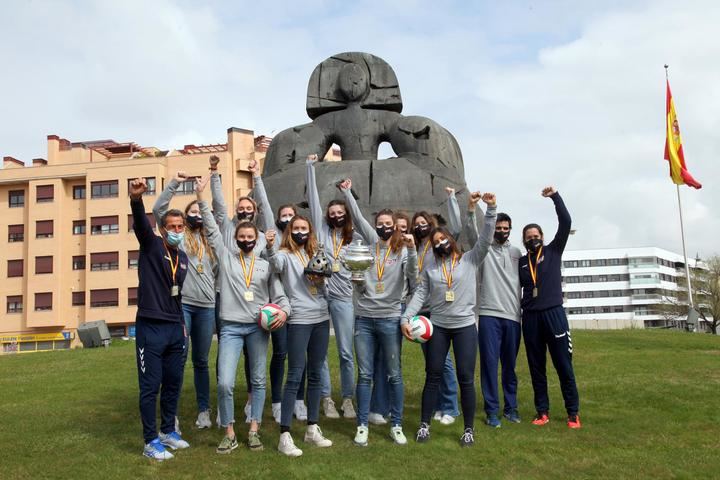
[664,80,702,189]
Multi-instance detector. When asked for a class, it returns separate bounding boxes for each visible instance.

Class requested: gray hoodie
[152,179,217,308]
[342,188,418,319]
[403,205,497,329]
[199,201,290,323]
[465,207,522,323]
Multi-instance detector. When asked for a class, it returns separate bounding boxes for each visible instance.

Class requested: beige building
[0,128,337,354]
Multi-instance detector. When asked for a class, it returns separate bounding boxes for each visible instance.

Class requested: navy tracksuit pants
[136,317,186,444]
[478,316,521,416]
[522,306,579,416]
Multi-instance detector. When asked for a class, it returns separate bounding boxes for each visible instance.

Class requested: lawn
[1,329,719,479]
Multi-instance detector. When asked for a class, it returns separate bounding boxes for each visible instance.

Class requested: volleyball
[258,303,283,331]
[409,315,433,343]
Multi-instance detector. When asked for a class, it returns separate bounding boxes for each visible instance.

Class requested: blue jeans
[328,298,355,399]
[245,325,306,402]
[182,304,215,412]
[355,316,404,427]
[478,316,521,415]
[217,321,269,426]
[281,321,330,427]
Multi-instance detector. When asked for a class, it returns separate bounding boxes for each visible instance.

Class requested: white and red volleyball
[409,315,433,343]
[258,303,283,331]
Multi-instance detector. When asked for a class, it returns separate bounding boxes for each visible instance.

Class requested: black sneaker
[415,423,430,443]
[460,428,474,447]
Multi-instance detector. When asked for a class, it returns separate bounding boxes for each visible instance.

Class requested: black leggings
[421,323,477,429]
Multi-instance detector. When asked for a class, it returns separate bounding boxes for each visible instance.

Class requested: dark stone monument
[262,52,468,221]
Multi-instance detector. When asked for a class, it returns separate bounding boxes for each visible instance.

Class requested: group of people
[129,154,581,461]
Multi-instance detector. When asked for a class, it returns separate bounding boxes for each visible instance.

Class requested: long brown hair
[326,199,354,244]
[184,200,216,263]
[280,215,318,257]
[375,209,402,253]
[430,227,463,261]
[411,210,438,246]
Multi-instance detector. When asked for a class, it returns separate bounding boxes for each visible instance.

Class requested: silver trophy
[304,243,333,277]
[341,239,375,283]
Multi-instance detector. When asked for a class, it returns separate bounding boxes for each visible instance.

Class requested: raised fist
[468,191,482,209]
[541,186,557,197]
[174,171,188,183]
[444,186,455,196]
[481,192,496,207]
[338,178,352,191]
[306,154,319,164]
[209,155,220,168]
[265,229,277,248]
[129,178,147,199]
[248,159,258,174]
[401,233,415,248]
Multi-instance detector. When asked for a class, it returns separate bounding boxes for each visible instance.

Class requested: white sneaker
[294,400,308,421]
[216,411,222,428]
[440,414,456,425]
[433,411,443,422]
[174,416,182,435]
[159,431,190,450]
[272,402,282,424]
[322,397,340,419]
[244,400,252,424]
[341,398,357,419]
[354,425,369,447]
[304,424,333,447]
[368,412,387,425]
[143,438,174,461]
[195,410,212,429]
[390,425,407,445]
[278,432,303,457]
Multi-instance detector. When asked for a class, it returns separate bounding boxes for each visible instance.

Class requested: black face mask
[376,226,394,241]
[276,219,290,232]
[292,232,309,245]
[237,239,256,253]
[494,231,510,244]
[236,211,255,222]
[414,224,430,239]
[433,240,452,256]
[186,215,203,230]
[328,215,346,228]
[524,238,543,252]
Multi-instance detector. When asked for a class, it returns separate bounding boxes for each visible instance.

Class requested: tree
[660,256,720,334]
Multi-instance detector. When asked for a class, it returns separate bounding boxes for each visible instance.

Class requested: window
[7,259,23,277]
[73,220,86,235]
[608,258,621,266]
[73,185,86,199]
[7,295,22,313]
[36,220,54,238]
[567,292,582,299]
[90,216,119,235]
[580,260,591,267]
[127,177,156,196]
[72,256,86,270]
[581,276,592,282]
[90,289,119,308]
[128,213,157,232]
[128,250,139,269]
[598,275,608,282]
[35,256,53,274]
[568,308,583,315]
[36,185,54,203]
[91,180,119,199]
[602,307,611,313]
[8,224,23,242]
[177,177,199,195]
[35,292,53,311]
[597,290,610,298]
[128,287,138,306]
[72,291,86,306]
[90,252,119,271]
[613,306,625,313]
[9,190,25,208]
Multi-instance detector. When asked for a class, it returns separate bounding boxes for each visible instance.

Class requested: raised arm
[340,179,377,244]
[249,159,274,232]
[305,155,325,233]
[402,234,419,282]
[445,187,462,239]
[544,187,571,253]
[209,155,230,228]
[152,172,184,226]
[462,191,482,246]
[465,193,497,266]
[129,179,155,249]
[265,233,288,273]
[196,176,226,256]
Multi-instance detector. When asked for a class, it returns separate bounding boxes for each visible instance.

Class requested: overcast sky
[1,0,718,258]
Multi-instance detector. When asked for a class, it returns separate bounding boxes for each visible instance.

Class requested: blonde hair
[184,200,216,263]
[280,215,318,258]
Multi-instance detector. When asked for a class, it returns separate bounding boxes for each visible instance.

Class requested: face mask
[433,239,452,256]
[376,226,394,241]
[166,231,184,247]
[236,211,255,222]
[494,231,509,244]
[276,219,290,232]
[236,239,256,253]
[414,224,430,238]
[329,215,346,228]
[524,238,543,252]
[186,215,203,230]
[292,232,309,245]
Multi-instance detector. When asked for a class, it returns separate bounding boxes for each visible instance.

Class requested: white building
[561,247,703,330]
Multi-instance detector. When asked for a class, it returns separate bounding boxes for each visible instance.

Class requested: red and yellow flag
[664,80,702,189]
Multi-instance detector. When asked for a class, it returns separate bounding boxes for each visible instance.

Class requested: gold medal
[332,263,341,273]
[171,285,179,297]
[244,291,254,302]
[196,263,204,274]
[532,287,538,298]
[528,247,543,300]
[309,285,318,295]
[375,282,385,294]
[445,290,455,302]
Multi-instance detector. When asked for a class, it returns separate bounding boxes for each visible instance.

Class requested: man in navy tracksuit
[519,186,581,429]
[130,178,191,460]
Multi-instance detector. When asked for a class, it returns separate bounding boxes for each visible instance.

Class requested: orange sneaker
[567,415,581,429]
[531,413,549,426]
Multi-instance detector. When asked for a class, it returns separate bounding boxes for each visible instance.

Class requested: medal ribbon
[375,244,392,282]
[441,253,458,289]
[164,244,179,285]
[293,250,309,269]
[528,246,543,292]
[417,240,432,272]
[239,252,256,288]
[332,231,344,260]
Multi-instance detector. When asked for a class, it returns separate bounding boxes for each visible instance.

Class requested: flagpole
[675,184,695,310]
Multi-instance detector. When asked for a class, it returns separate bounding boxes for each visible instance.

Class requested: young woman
[266,216,333,457]
[339,179,418,447]
[306,155,362,419]
[402,191,498,447]
[153,171,217,431]
[196,177,290,454]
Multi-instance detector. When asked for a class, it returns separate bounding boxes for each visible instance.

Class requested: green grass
[1,330,719,479]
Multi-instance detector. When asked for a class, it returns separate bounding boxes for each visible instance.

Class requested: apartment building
[562,246,703,330]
